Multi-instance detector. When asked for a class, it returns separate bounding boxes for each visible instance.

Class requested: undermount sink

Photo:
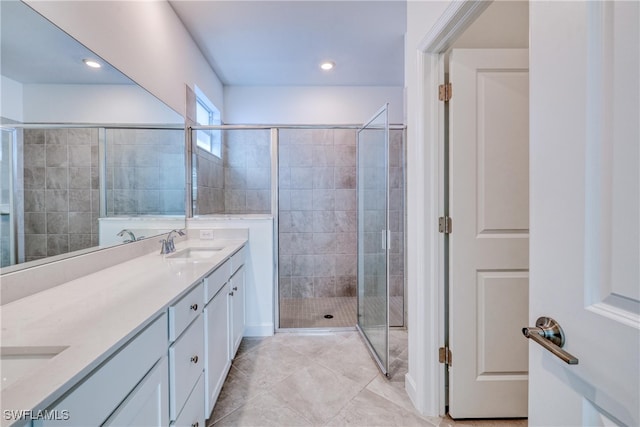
[1,346,69,390]
[166,247,223,260]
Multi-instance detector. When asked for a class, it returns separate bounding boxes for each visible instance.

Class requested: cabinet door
[174,373,205,427]
[169,314,204,421]
[229,266,245,358]
[103,357,169,426]
[204,283,230,416]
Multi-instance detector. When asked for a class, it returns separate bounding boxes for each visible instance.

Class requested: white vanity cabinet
[23,242,247,427]
[103,357,169,426]
[167,284,205,427]
[203,245,246,417]
[229,265,245,358]
[39,313,168,427]
[204,281,230,416]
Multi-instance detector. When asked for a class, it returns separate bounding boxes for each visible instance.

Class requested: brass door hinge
[439,83,452,102]
[439,346,452,366]
[439,216,452,234]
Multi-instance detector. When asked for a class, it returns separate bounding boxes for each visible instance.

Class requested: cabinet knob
[233,286,238,291]
[190,303,198,311]
[191,423,199,427]
[190,355,199,364]
[229,291,234,296]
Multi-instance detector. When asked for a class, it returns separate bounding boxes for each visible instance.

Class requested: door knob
[522,316,579,365]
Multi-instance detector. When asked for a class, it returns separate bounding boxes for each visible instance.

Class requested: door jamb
[410,0,492,416]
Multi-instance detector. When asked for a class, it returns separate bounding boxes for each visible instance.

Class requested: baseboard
[405,372,419,411]
[243,323,274,337]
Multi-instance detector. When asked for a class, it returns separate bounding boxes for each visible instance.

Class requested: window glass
[195,90,221,157]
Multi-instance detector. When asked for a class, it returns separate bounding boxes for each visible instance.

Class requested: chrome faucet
[160,229,186,254]
[117,229,137,243]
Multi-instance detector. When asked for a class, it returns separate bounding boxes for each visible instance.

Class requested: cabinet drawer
[204,260,231,304]
[169,282,203,342]
[172,373,205,427]
[103,356,169,426]
[42,313,166,426]
[230,245,246,274]
[169,314,204,420]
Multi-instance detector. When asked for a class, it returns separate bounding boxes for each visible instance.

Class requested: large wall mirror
[0,1,186,273]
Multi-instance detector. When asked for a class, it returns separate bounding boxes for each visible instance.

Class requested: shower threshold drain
[324,314,334,319]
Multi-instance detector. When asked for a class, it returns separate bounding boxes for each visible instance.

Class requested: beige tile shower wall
[222,129,271,214]
[194,148,224,215]
[22,128,100,262]
[278,129,358,299]
[105,128,185,216]
[388,129,405,299]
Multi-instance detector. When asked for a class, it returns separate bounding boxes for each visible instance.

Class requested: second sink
[1,346,69,390]
[166,247,223,260]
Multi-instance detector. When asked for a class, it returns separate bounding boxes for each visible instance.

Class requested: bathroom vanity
[0,233,247,427]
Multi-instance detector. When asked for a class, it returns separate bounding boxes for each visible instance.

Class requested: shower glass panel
[0,129,15,267]
[357,104,389,374]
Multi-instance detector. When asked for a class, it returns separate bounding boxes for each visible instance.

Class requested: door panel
[529,1,639,426]
[476,71,529,233]
[448,49,529,418]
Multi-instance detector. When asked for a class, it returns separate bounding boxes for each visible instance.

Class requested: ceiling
[1,1,406,88]
[169,1,407,86]
[0,1,133,85]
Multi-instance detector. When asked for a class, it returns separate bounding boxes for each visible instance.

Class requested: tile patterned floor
[208,330,528,427]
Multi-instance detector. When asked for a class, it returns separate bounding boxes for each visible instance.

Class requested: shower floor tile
[279,297,356,328]
[279,296,405,329]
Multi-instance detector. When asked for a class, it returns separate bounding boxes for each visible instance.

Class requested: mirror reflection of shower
[1,128,18,267]
[0,125,185,270]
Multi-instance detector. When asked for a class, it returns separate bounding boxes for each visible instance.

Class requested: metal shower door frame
[356,103,390,376]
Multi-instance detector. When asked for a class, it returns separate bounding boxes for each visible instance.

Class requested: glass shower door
[357,104,389,375]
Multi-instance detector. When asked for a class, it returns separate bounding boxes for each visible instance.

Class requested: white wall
[188,216,274,337]
[224,85,404,125]
[25,0,223,119]
[1,75,24,122]
[403,0,451,419]
[22,84,183,124]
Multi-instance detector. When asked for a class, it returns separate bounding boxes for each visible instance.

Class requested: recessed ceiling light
[320,61,335,71]
[83,59,102,69]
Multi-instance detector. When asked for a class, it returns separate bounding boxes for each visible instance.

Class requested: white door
[448,48,530,418]
[529,2,639,426]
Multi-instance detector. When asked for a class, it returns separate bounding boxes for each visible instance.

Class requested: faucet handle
[159,239,170,255]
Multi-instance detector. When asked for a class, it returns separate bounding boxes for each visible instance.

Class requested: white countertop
[0,238,246,426]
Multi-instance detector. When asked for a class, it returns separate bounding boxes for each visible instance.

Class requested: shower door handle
[381,230,390,250]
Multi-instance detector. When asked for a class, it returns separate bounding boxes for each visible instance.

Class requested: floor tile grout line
[210,359,305,426]
[211,330,422,427]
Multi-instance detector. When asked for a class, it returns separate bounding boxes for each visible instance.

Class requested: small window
[195,87,221,158]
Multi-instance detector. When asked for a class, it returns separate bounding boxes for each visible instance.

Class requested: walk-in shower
[189,121,406,333]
